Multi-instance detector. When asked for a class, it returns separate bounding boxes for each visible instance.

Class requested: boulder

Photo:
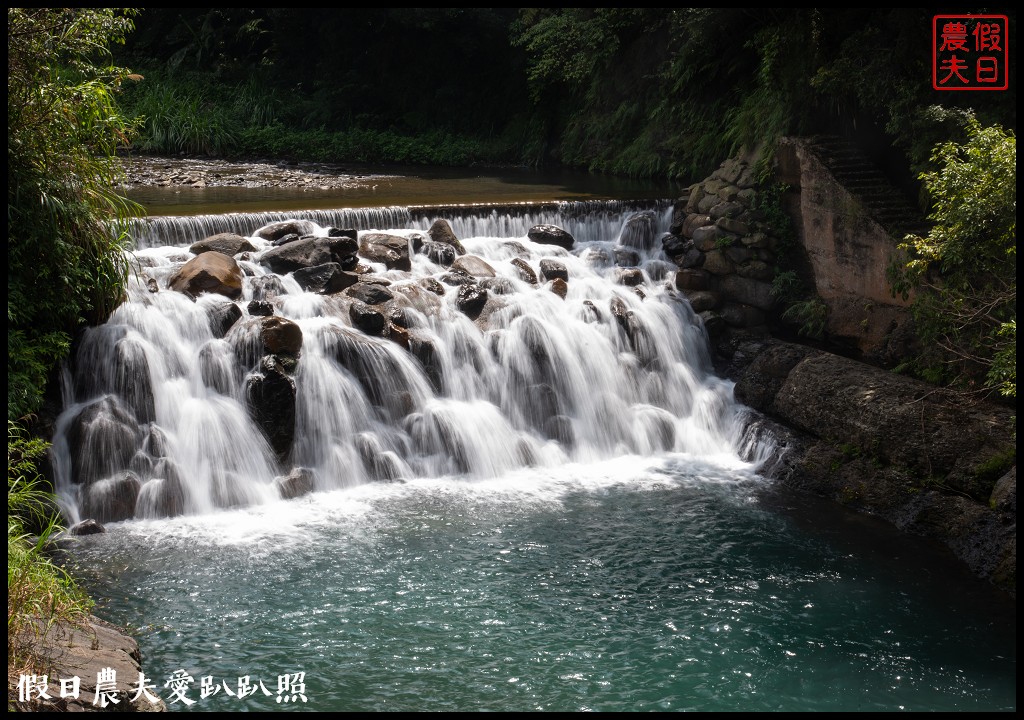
[275,467,316,500]
[259,235,358,274]
[734,339,1017,595]
[245,356,296,462]
[10,616,167,711]
[168,251,243,300]
[539,258,568,282]
[252,219,319,242]
[427,218,467,255]
[346,282,395,305]
[359,233,412,271]
[420,240,457,267]
[456,283,488,319]
[81,471,142,524]
[349,300,387,336]
[619,210,658,250]
[527,224,574,250]
[188,232,256,257]
[510,258,538,285]
[451,254,496,278]
[207,299,242,338]
[260,316,302,357]
[292,263,358,294]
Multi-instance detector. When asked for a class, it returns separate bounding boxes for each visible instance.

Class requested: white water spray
[53,203,774,523]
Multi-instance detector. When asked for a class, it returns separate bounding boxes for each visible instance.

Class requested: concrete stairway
[804,135,932,239]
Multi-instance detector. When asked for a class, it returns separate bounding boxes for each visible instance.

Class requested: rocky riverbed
[120,155,391,191]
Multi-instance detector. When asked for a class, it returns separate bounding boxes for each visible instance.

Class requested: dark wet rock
[189,232,256,257]
[527,224,575,250]
[479,277,516,295]
[337,253,360,271]
[359,233,412,271]
[207,299,242,338]
[619,210,658,251]
[387,323,411,350]
[684,291,720,312]
[549,277,568,299]
[544,415,575,447]
[129,449,154,477]
[275,467,316,500]
[387,305,415,329]
[582,300,602,322]
[293,262,359,295]
[614,247,641,268]
[272,233,300,247]
[421,277,446,295]
[245,355,296,462]
[452,254,497,278]
[679,246,705,269]
[140,475,186,519]
[253,219,319,242]
[250,273,287,302]
[247,299,274,316]
[69,519,106,536]
[501,240,530,258]
[259,235,358,274]
[349,300,388,336]
[427,218,467,255]
[420,240,457,267]
[260,315,303,357]
[347,281,396,305]
[168,251,243,300]
[408,332,443,391]
[661,234,688,258]
[510,258,538,285]
[141,424,168,458]
[66,396,141,487]
[440,272,475,287]
[457,283,488,319]
[539,258,568,282]
[407,231,427,253]
[111,335,156,425]
[326,227,358,240]
[81,471,142,524]
[735,338,1017,596]
[356,435,404,481]
[617,268,644,287]
[582,247,612,269]
[720,302,765,327]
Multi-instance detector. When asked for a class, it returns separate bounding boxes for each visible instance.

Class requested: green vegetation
[8,422,93,675]
[760,183,828,341]
[8,7,141,679]
[109,9,1015,189]
[9,8,143,421]
[114,9,530,166]
[890,119,1016,399]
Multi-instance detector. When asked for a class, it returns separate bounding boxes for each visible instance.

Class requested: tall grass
[7,422,93,678]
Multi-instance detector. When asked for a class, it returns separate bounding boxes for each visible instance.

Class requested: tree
[890,118,1016,398]
[8,8,142,420]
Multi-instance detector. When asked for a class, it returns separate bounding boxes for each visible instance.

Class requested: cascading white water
[53,202,773,524]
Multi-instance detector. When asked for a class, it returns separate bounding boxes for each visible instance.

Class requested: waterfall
[54,201,774,524]
[127,200,672,249]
